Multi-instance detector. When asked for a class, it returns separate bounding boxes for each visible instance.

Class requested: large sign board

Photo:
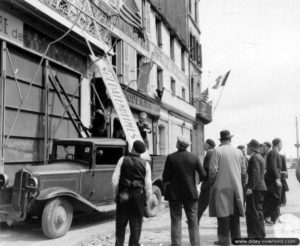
[0,10,23,46]
[91,56,150,160]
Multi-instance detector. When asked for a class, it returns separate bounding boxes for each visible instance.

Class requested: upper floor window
[181,48,185,71]
[157,66,163,91]
[156,18,162,48]
[170,37,175,60]
[182,87,186,100]
[171,78,176,96]
[189,0,192,13]
[195,0,198,23]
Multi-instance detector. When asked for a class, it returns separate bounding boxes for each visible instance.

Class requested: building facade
[150,0,212,159]
[0,0,211,176]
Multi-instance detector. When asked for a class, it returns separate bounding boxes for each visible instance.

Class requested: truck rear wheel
[144,185,162,218]
[41,198,73,239]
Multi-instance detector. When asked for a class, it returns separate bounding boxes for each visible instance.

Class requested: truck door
[90,146,125,204]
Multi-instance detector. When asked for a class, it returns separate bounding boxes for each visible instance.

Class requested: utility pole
[295,117,300,160]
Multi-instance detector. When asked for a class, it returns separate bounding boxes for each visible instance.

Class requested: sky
[199,0,300,158]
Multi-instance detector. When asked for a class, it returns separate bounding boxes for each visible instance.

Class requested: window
[189,0,192,13]
[189,33,194,59]
[197,44,202,67]
[171,78,176,96]
[182,87,186,100]
[195,42,198,62]
[170,37,175,60]
[191,77,194,103]
[195,0,198,23]
[156,18,162,48]
[181,48,185,71]
[96,147,124,165]
[157,66,163,91]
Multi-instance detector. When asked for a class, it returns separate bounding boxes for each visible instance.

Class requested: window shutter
[129,46,137,89]
[123,42,130,84]
[116,41,123,82]
[146,2,150,35]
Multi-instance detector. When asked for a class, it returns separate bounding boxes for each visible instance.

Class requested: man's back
[163,150,205,201]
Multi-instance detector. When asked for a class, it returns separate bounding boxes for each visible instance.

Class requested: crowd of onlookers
[111,129,289,246]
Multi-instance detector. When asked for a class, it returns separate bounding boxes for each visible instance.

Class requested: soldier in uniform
[112,140,152,246]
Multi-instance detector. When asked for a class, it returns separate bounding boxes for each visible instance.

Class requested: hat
[132,140,146,154]
[177,135,191,149]
[219,130,233,140]
[206,139,216,148]
[247,139,260,152]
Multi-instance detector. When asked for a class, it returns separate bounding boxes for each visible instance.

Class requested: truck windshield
[52,143,92,165]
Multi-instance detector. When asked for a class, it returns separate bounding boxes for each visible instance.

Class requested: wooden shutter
[129,46,137,89]
[116,40,123,82]
[123,42,130,84]
[146,1,150,35]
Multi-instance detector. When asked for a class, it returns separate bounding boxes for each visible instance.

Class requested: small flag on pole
[199,88,209,102]
[213,70,231,89]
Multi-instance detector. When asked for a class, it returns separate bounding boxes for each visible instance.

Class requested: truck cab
[0,138,164,239]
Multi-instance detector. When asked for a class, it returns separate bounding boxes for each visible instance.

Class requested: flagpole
[213,85,225,114]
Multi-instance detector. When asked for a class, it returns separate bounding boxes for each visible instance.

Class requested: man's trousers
[246,191,266,238]
[169,200,200,246]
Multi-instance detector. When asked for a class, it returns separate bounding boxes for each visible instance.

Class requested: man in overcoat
[245,139,267,238]
[209,130,245,245]
[263,138,282,225]
[163,135,206,246]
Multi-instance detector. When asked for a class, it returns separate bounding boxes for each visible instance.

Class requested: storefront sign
[91,56,150,160]
[124,90,160,117]
[0,10,23,46]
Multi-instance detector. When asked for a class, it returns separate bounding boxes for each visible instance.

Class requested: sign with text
[91,56,150,160]
[0,10,23,46]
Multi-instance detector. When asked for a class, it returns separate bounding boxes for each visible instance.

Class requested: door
[90,146,125,204]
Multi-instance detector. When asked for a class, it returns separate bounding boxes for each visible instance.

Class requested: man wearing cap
[263,138,282,225]
[209,130,245,246]
[112,140,152,246]
[245,139,267,238]
[198,139,216,223]
[163,135,206,246]
[136,112,152,149]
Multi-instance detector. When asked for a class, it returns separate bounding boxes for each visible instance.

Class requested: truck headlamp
[0,173,8,188]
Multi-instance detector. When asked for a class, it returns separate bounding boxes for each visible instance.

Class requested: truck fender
[36,187,97,213]
[152,178,165,196]
[37,187,82,201]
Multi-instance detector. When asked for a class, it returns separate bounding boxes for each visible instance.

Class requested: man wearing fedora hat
[245,139,267,238]
[209,130,245,245]
[163,135,206,246]
[112,140,152,246]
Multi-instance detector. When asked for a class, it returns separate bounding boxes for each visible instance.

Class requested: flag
[199,88,209,102]
[137,60,153,93]
[212,70,231,89]
[119,0,144,39]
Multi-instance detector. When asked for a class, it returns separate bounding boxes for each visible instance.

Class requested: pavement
[81,168,300,246]
[1,168,299,246]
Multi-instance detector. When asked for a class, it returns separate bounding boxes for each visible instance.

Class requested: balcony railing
[193,99,212,124]
[38,0,113,44]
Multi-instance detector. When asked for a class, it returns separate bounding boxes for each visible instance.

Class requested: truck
[0,138,166,239]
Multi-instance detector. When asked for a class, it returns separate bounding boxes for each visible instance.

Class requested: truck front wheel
[144,185,162,218]
[41,198,73,239]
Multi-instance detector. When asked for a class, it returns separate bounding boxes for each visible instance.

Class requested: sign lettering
[91,56,150,160]
[0,10,23,46]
